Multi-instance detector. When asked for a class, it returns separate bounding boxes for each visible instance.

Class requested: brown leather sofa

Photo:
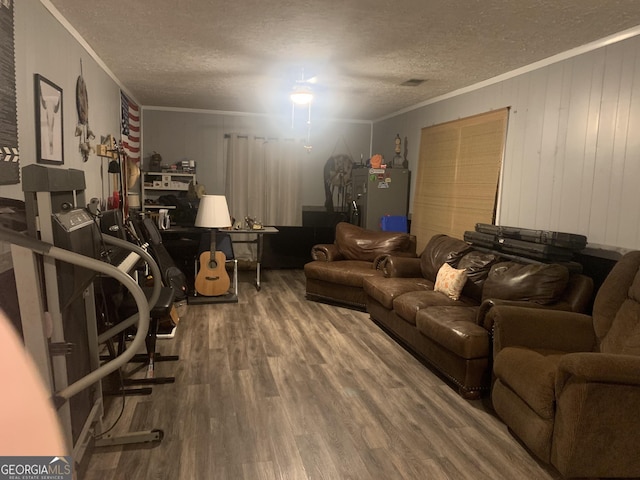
[364,234,594,399]
[490,250,640,478]
[304,222,417,310]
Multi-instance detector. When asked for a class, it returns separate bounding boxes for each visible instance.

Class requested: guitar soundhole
[208,260,218,269]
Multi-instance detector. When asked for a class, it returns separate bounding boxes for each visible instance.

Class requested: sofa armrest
[374,250,418,271]
[551,352,640,477]
[311,243,344,262]
[477,298,572,331]
[383,255,423,278]
[556,352,640,392]
[491,305,595,358]
[561,273,595,314]
[373,254,388,271]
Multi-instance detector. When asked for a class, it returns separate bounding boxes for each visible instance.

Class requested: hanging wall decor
[0,0,20,184]
[75,59,95,161]
[35,74,64,165]
[120,90,140,163]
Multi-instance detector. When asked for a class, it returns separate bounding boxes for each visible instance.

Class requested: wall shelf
[141,172,196,212]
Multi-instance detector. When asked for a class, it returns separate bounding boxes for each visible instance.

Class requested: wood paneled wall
[374,34,640,251]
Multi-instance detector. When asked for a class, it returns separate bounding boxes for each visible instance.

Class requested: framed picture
[35,74,64,164]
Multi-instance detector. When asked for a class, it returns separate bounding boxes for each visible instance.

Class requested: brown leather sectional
[304,226,595,398]
[363,234,595,398]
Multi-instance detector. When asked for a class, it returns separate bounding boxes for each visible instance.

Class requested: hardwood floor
[81,269,561,480]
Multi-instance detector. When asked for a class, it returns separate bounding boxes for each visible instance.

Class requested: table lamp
[195,193,232,240]
[194,195,232,297]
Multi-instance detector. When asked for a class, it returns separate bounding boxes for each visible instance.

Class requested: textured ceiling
[49,0,640,121]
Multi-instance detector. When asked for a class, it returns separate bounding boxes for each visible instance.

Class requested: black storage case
[464,230,576,262]
[463,231,496,249]
[475,223,587,251]
[498,237,575,261]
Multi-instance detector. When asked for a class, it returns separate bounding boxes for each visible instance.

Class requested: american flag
[121,91,140,161]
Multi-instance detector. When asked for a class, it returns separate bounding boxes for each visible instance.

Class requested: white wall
[142,108,372,213]
[374,33,640,251]
[2,0,124,202]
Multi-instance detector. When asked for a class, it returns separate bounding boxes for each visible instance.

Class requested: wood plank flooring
[81,269,561,480]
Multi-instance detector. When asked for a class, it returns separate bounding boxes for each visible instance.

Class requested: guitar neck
[209,250,218,267]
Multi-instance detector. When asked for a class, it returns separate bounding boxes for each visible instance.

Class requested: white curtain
[225,134,303,226]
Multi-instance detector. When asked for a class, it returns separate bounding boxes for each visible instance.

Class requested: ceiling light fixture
[290,69,314,152]
[290,84,313,105]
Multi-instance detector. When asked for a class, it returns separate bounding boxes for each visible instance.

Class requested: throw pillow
[434,263,467,301]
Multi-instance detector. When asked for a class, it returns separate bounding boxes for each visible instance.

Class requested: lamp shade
[195,195,232,228]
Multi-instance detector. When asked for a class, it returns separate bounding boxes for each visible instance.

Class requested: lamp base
[187,292,238,305]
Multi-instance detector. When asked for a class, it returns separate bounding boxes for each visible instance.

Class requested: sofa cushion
[458,250,501,301]
[363,276,432,310]
[420,234,472,282]
[482,262,570,305]
[335,222,412,262]
[304,260,381,287]
[494,347,564,419]
[393,290,476,325]
[434,263,467,300]
[415,306,487,359]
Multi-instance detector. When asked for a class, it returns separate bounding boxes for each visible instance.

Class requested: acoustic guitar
[195,250,231,296]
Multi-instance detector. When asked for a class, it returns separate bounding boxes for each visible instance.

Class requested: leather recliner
[490,250,640,478]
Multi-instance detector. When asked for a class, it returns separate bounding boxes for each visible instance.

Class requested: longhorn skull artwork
[35,74,64,164]
[39,91,60,156]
